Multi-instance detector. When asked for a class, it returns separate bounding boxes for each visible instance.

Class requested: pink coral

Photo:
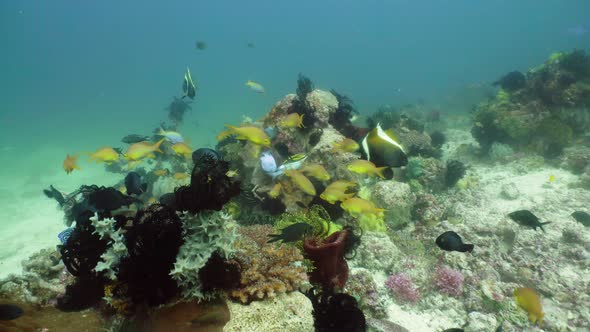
[434,265,464,297]
[384,272,420,303]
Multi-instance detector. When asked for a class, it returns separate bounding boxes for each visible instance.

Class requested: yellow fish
[320,180,357,204]
[87,147,119,164]
[63,154,80,174]
[301,164,331,181]
[245,80,265,93]
[147,197,158,204]
[284,169,316,196]
[332,138,360,153]
[171,142,192,158]
[124,139,165,161]
[347,159,388,179]
[269,182,282,199]
[226,169,239,178]
[173,172,190,180]
[514,287,544,326]
[279,113,305,128]
[548,175,555,183]
[341,197,385,220]
[154,169,169,177]
[217,125,271,147]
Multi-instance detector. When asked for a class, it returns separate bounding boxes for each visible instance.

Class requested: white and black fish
[361,123,408,167]
[182,67,196,100]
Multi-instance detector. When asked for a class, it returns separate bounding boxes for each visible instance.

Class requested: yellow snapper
[245,80,265,93]
[341,197,385,220]
[217,125,271,147]
[347,159,388,179]
[320,180,357,204]
[332,138,360,153]
[171,142,192,158]
[514,287,544,326]
[87,147,119,164]
[301,164,331,181]
[284,169,316,196]
[279,113,305,128]
[269,182,282,199]
[173,172,190,180]
[124,139,164,161]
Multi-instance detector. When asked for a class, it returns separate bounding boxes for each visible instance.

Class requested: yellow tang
[269,182,282,199]
[514,287,544,326]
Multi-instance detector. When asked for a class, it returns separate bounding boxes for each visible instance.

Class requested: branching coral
[230,236,306,303]
[171,211,238,300]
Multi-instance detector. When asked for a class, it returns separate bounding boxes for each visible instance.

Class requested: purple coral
[434,265,464,296]
[384,272,420,303]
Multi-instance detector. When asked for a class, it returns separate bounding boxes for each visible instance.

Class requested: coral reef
[304,229,350,290]
[370,180,414,229]
[345,268,387,318]
[224,292,314,332]
[229,227,307,303]
[385,272,420,304]
[433,264,465,297]
[171,211,238,300]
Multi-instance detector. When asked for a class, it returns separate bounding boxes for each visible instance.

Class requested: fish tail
[299,114,305,128]
[461,244,475,252]
[266,235,281,243]
[374,166,388,179]
[153,139,165,153]
[540,222,551,232]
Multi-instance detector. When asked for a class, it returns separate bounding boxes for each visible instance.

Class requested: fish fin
[266,234,281,243]
[461,244,475,252]
[375,166,388,179]
[540,222,551,232]
[141,183,148,193]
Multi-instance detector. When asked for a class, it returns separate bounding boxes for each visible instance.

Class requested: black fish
[435,231,474,253]
[182,67,196,100]
[87,187,141,213]
[492,71,526,92]
[571,211,590,227]
[442,329,464,332]
[508,210,551,232]
[267,222,314,243]
[43,185,65,206]
[122,134,150,144]
[0,304,24,320]
[195,41,207,50]
[125,172,147,196]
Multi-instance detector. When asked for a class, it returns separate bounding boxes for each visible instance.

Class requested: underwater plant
[329,90,364,140]
[433,264,464,297]
[558,49,590,79]
[116,204,184,307]
[172,154,241,213]
[535,117,573,157]
[305,288,366,332]
[289,74,317,131]
[429,130,446,148]
[492,71,526,92]
[445,160,467,188]
[367,105,401,130]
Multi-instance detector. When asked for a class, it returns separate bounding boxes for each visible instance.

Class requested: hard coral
[230,238,306,304]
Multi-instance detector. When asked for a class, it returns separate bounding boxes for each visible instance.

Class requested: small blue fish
[260,151,278,173]
[58,228,74,244]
